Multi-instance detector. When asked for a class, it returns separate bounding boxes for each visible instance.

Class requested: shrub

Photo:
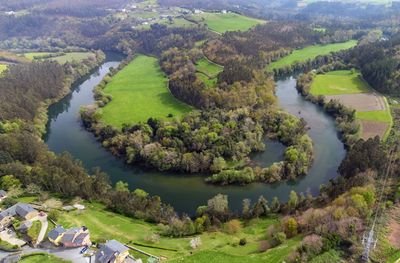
[224,219,242,234]
[272,232,286,246]
[258,240,270,252]
[239,238,247,246]
[301,234,323,257]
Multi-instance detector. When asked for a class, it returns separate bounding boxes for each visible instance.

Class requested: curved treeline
[81,22,316,186]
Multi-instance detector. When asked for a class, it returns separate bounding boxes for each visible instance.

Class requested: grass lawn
[100,54,191,128]
[268,40,357,71]
[196,58,223,77]
[56,201,297,262]
[27,221,42,243]
[20,253,70,263]
[310,70,371,95]
[23,52,54,60]
[0,64,7,73]
[196,12,265,33]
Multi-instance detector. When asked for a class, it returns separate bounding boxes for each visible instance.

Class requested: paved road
[36,215,48,245]
[0,247,92,262]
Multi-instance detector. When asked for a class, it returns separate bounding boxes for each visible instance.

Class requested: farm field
[56,201,298,263]
[268,40,357,71]
[100,54,191,128]
[309,70,392,139]
[195,57,223,88]
[23,52,95,64]
[194,12,265,33]
[310,70,370,95]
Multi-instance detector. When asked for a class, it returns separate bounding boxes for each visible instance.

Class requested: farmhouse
[95,239,131,263]
[0,203,38,222]
[48,226,91,247]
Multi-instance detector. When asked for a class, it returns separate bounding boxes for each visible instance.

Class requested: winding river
[44,53,346,214]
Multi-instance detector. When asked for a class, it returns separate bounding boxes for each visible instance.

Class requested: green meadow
[20,253,70,263]
[100,55,191,128]
[56,201,299,263]
[24,52,95,64]
[309,70,370,95]
[196,12,265,33]
[268,40,357,70]
[196,58,223,77]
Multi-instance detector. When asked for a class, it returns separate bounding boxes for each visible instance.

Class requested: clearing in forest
[310,70,392,139]
[268,40,357,71]
[24,51,95,64]
[195,57,223,88]
[100,54,191,128]
[194,12,265,33]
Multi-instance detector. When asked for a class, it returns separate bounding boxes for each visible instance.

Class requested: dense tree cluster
[345,36,400,95]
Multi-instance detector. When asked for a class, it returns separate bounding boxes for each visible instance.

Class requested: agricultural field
[56,201,299,263]
[195,57,223,88]
[100,55,191,128]
[268,40,357,71]
[309,70,392,139]
[193,12,265,33]
[23,52,95,64]
[310,70,370,95]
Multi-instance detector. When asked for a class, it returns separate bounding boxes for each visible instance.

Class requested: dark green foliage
[339,137,387,178]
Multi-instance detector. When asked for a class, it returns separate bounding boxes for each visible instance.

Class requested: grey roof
[48,225,66,240]
[95,240,128,263]
[0,190,7,197]
[74,233,89,245]
[15,203,36,218]
[61,233,76,244]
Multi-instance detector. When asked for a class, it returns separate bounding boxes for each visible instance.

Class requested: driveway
[35,214,48,245]
[0,230,26,247]
[0,247,92,262]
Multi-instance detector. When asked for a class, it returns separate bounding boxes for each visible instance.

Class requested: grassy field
[20,253,70,263]
[310,70,371,95]
[56,201,299,262]
[195,12,265,33]
[0,64,7,73]
[100,54,191,128]
[356,109,392,123]
[196,58,223,77]
[268,40,357,71]
[24,52,94,64]
[197,73,218,88]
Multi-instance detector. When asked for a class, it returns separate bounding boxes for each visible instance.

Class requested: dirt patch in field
[387,206,400,249]
[360,120,388,140]
[325,93,386,111]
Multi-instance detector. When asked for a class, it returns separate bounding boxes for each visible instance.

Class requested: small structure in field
[73,204,85,210]
[62,205,75,211]
[0,190,7,201]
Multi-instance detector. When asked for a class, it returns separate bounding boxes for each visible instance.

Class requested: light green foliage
[309,249,342,263]
[196,12,265,33]
[115,181,129,192]
[100,55,191,128]
[20,253,70,263]
[310,70,371,95]
[0,175,21,190]
[0,64,7,73]
[268,40,357,70]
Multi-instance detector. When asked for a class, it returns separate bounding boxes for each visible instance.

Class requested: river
[44,54,346,214]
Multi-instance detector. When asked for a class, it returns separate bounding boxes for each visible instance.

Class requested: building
[15,203,38,220]
[48,225,66,245]
[49,226,91,248]
[0,190,7,201]
[95,240,130,263]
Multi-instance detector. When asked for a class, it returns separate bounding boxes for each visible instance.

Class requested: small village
[0,190,157,263]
